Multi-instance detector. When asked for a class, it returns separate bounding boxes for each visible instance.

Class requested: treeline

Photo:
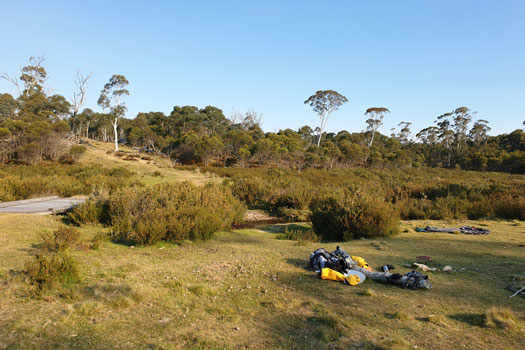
[72,106,525,173]
[1,58,524,173]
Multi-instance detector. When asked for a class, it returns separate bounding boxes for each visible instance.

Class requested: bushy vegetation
[71,102,525,173]
[40,226,80,252]
[209,167,525,221]
[0,163,136,201]
[277,225,319,242]
[69,182,246,245]
[483,307,521,330]
[310,193,400,241]
[25,252,80,293]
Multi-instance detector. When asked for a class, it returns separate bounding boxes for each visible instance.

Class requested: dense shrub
[69,145,87,161]
[100,182,246,245]
[0,163,136,201]
[66,199,110,226]
[310,193,400,241]
[58,153,75,164]
[209,167,525,221]
[492,196,525,220]
[25,252,81,293]
[277,225,319,242]
[40,226,80,252]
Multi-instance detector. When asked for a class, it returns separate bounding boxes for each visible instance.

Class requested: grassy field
[1,214,524,349]
[79,140,218,186]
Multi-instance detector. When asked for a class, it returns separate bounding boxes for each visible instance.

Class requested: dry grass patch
[1,216,525,349]
[484,307,521,330]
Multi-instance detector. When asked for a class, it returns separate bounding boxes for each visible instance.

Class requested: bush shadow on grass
[264,310,401,349]
[2,323,120,350]
[286,257,312,271]
[448,313,486,327]
[258,223,310,235]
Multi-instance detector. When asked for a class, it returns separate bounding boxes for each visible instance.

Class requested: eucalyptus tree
[97,75,129,151]
[304,90,348,147]
[435,113,454,167]
[364,107,390,148]
[71,71,91,118]
[451,106,472,155]
[469,119,491,146]
[397,121,412,145]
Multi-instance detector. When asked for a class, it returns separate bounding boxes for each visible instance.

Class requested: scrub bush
[310,193,399,241]
[0,163,135,201]
[278,225,319,242]
[40,226,80,252]
[483,307,520,330]
[209,167,525,221]
[25,252,81,293]
[493,196,525,220]
[69,145,87,160]
[105,182,246,245]
[66,199,109,226]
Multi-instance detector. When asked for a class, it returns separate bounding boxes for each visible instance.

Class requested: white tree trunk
[317,113,328,147]
[368,130,376,148]
[113,117,119,152]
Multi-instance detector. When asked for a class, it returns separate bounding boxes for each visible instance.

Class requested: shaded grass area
[0,215,524,349]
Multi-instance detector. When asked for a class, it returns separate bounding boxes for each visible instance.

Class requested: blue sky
[1,0,524,135]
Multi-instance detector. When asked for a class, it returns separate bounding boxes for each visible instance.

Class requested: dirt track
[0,196,86,214]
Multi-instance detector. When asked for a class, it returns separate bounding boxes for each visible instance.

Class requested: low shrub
[40,226,80,252]
[276,207,311,222]
[277,224,319,242]
[105,182,246,245]
[58,153,75,164]
[69,145,87,160]
[0,163,135,201]
[25,252,81,293]
[483,307,520,330]
[310,193,399,241]
[493,196,525,220]
[66,199,109,226]
[208,167,525,221]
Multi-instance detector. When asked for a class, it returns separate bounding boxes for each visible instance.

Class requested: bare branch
[0,73,21,96]
[72,71,92,116]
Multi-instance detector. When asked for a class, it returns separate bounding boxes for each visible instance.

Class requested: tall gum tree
[304,90,348,147]
[97,75,129,151]
[364,107,390,148]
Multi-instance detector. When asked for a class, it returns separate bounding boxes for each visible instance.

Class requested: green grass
[0,214,524,349]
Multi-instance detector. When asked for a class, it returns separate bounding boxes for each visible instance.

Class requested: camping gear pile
[309,246,432,290]
[415,226,490,235]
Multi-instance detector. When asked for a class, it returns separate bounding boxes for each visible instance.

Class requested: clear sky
[1,0,524,135]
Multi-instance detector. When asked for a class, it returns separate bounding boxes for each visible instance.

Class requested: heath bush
[106,182,246,245]
[40,226,80,252]
[310,193,399,241]
[25,252,81,293]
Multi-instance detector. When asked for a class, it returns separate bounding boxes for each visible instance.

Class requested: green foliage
[25,252,81,293]
[92,182,247,245]
[210,167,525,221]
[310,193,399,241]
[40,226,80,252]
[69,145,87,160]
[277,225,319,242]
[66,199,109,226]
[0,163,135,201]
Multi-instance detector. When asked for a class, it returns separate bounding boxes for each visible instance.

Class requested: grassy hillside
[1,214,524,349]
[0,140,218,202]
[79,140,218,186]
